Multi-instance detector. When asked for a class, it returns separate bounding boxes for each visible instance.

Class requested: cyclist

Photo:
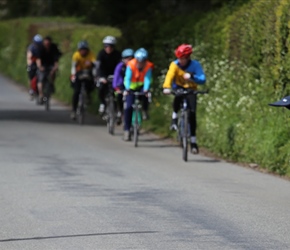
[269,96,290,109]
[123,48,154,141]
[162,44,206,154]
[26,34,43,99]
[70,41,97,120]
[36,36,62,104]
[96,36,121,114]
[113,48,134,125]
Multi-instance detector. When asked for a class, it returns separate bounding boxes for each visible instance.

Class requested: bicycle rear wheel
[182,111,188,162]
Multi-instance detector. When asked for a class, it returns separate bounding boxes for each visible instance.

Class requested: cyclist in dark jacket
[96,36,121,114]
[36,36,62,104]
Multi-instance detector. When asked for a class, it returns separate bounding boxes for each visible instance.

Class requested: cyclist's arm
[124,66,133,90]
[96,50,105,77]
[163,62,176,89]
[71,62,77,75]
[113,63,123,89]
[26,50,33,65]
[90,53,97,77]
[191,61,206,84]
[71,52,78,75]
[36,58,42,70]
[143,68,153,92]
[52,60,59,72]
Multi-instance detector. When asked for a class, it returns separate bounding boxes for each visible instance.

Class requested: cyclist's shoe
[37,96,44,105]
[99,104,105,114]
[142,111,149,120]
[123,130,131,141]
[170,118,178,131]
[191,143,199,154]
[116,111,122,125]
[29,89,35,101]
[70,111,76,120]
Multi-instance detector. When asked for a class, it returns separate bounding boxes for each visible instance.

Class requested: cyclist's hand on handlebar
[99,77,107,84]
[70,74,76,83]
[163,88,171,95]
[115,88,122,94]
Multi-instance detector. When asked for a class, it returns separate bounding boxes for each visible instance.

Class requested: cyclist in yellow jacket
[70,41,96,119]
[163,44,206,154]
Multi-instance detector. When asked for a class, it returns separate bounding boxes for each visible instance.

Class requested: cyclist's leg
[85,80,94,104]
[187,94,198,153]
[72,79,81,113]
[117,93,123,113]
[36,70,46,103]
[98,83,108,112]
[171,95,182,130]
[123,93,135,140]
[49,69,56,93]
[28,63,37,98]
[141,94,149,120]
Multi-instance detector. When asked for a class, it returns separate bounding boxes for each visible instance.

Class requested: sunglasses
[104,44,113,48]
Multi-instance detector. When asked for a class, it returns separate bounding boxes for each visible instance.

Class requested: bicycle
[172,89,208,162]
[76,70,92,125]
[126,91,151,147]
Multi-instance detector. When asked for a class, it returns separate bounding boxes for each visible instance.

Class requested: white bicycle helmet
[102,36,117,45]
[33,34,43,43]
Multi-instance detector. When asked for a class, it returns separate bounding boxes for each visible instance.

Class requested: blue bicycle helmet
[122,48,134,58]
[134,48,148,62]
[78,40,89,50]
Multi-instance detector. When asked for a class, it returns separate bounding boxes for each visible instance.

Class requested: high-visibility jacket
[124,58,154,91]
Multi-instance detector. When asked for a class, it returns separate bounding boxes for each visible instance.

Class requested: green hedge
[0,17,121,109]
[140,0,290,176]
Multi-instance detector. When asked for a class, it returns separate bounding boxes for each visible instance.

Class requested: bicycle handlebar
[123,91,152,103]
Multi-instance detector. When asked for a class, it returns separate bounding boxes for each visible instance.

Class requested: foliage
[0,17,121,110]
[146,0,290,176]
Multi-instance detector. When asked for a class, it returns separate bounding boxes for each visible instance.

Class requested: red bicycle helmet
[175,44,193,58]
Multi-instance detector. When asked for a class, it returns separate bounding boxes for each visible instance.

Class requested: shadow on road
[0,231,158,243]
[188,158,220,163]
[0,110,105,126]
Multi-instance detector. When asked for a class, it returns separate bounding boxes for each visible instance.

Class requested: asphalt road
[1,75,290,250]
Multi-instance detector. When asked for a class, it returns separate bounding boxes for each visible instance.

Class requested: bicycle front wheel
[133,109,139,147]
[182,111,188,162]
[78,92,85,125]
[108,95,115,135]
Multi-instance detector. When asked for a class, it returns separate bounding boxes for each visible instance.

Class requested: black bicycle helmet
[269,96,290,109]
[78,41,89,50]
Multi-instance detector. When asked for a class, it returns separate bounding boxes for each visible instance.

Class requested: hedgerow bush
[0,17,121,108]
[145,0,290,175]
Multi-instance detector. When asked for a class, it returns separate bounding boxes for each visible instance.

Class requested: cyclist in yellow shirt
[70,41,96,119]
